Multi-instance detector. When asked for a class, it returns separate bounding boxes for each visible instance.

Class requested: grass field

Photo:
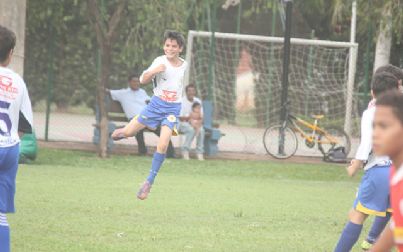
[9,148,373,251]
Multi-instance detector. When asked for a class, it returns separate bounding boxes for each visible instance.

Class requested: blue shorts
[0,144,19,213]
[137,96,181,133]
[353,165,391,217]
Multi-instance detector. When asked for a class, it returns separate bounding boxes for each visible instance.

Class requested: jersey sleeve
[19,83,33,133]
[355,109,374,161]
[110,89,122,101]
[139,57,164,83]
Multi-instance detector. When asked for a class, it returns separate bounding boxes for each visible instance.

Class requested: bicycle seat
[311,114,324,120]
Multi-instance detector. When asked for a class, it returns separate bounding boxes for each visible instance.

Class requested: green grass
[10,148,372,251]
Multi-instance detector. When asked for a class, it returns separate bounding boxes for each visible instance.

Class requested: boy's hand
[152,64,166,74]
[346,159,363,177]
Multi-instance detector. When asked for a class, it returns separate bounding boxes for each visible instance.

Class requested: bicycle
[263,103,351,159]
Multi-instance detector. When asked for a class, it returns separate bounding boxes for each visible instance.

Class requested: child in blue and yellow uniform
[333,72,399,252]
[371,91,403,251]
[112,30,187,200]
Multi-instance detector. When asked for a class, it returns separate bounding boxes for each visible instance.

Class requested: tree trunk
[97,42,112,158]
[0,0,26,76]
[87,0,126,158]
[373,6,392,72]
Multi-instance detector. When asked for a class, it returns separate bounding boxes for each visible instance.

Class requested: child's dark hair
[376,91,403,125]
[374,64,403,81]
[192,102,201,109]
[371,72,399,97]
[164,30,185,48]
[185,84,196,92]
[128,72,139,81]
[0,25,16,63]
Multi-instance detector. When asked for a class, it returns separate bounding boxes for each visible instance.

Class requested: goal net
[185,31,358,155]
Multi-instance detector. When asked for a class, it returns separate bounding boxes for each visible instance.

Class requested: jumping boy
[0,25,33,252]
[111,30,187,200]
[334,72,399,252]
[370,91,403,251]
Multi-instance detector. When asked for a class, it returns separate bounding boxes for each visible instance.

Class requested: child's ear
[4,49,14,66]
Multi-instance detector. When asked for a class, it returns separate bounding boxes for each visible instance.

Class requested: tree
[87,0,127,158]
[329,0,402,71]
[0,0,26,76]
[25,0,98,109]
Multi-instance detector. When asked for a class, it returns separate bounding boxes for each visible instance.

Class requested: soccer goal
[184,30,358,154]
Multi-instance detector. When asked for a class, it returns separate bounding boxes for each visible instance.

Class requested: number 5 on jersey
[0,100,11,136]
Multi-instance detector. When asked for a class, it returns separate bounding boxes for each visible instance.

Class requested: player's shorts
[353,164,391,217]
[136,96,181,135]
[0,144,19,213]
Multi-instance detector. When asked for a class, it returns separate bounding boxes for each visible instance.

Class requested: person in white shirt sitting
[108,73,175,158]
[179,84,204,160]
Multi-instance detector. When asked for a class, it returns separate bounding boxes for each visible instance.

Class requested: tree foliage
[24,0,403,112]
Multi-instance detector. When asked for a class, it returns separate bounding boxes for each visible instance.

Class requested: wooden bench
[92,92,152,151]
[92,93,224,155]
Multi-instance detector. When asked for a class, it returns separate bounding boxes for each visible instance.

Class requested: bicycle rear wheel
[318,127,351,156]
[263,125,298,159]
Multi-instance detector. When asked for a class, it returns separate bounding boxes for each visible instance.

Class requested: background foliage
[24,0,403,111]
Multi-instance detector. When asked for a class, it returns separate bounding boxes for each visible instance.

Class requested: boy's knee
[157,146,168,154]
[157,143,169,153]
[348,209,368,224]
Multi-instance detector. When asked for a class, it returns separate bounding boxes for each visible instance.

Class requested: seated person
[189,103,203,137]
[108,73,175,158]
[179,84,204,160]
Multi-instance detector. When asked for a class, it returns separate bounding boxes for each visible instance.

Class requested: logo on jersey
[0,75,18,95]
[161,90,177,102]
[167,115,176,123]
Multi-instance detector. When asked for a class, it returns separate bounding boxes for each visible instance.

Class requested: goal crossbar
[187,30,358,49]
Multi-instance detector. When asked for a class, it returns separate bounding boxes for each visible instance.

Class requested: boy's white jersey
[0,66,33,147]
[140,55,187,103]
[355,105,390,170]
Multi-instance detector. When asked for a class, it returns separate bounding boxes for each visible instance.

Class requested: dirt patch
[38,140,346,166]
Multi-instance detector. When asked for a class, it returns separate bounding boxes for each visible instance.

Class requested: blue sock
[146,152,166,184]
[366,213,391,244]
[0,213,10,252]
[334,221,363,252]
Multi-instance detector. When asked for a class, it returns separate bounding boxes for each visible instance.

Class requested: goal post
[185,31,358,132]
[185,30,358,136]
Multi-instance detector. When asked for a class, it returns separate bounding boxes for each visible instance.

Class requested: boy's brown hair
[0,25,16,63]
[164,30,185,48]
[376,91,403,125]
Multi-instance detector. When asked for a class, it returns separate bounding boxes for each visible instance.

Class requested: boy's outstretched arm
[346,159,363,177]
[348,109,373,177]
[370,226,394,251]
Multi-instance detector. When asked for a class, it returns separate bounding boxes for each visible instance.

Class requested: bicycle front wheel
[263,124,298,159]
